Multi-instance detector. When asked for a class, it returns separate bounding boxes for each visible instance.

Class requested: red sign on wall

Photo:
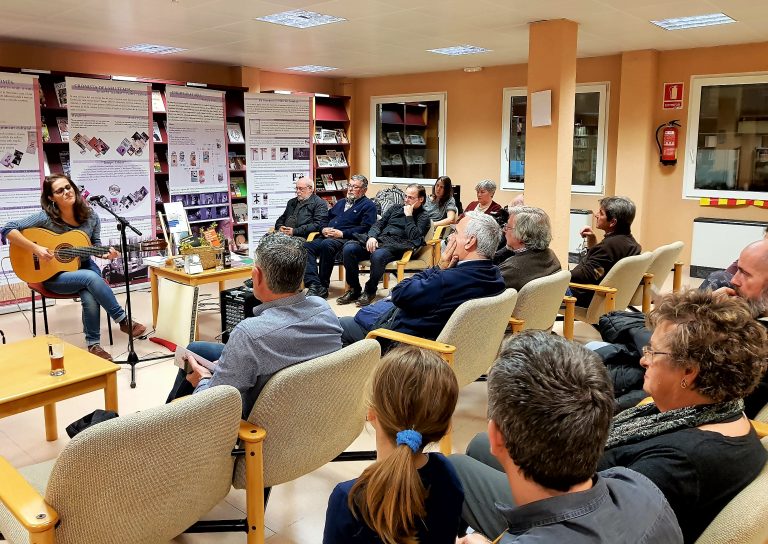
[663,82,684,109]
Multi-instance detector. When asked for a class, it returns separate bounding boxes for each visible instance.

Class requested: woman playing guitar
[2,174,146,360]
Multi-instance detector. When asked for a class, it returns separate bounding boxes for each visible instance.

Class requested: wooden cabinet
[313,95,351,207]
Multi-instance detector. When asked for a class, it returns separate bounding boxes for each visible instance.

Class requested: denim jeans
[342,243,401,295]
[304,237,345,288]
[165,341,225,403]
[43,259,126,346]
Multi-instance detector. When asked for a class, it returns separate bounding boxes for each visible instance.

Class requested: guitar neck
[56,244,142,259]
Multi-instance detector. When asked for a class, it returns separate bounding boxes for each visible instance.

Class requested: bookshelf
[374,101,439,182]
[313,95,351,207]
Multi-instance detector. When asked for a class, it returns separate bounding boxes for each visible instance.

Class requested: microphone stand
[90,197,165,388]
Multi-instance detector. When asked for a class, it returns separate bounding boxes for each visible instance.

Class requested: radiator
[568,209,593,264]
[690,217,768,278]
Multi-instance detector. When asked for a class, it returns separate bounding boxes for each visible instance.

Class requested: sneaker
[356,292,376,307]
[88,344,113,361]
[306,285,329,299]
[119,318,147,338]
[337,289,361,305]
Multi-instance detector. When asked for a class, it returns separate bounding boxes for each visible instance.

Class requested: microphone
[88,195,106,203]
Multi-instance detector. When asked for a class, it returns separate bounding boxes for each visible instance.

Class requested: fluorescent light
[256,9,346,29]
[21,68,51,74]
[112,75,138,82]
[186,82,208,88]
[286,65,338,73]
[121,43,188,55]
[651,13,735,30]
[315,93,330,98]
[273,90,292,94]
[427,45,491,56]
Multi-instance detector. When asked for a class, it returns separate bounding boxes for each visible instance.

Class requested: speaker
[220,286,260,342]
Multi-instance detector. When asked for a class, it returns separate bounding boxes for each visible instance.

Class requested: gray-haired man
[167,233,342,417]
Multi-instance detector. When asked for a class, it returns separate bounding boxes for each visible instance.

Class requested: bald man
[274,177,328,239]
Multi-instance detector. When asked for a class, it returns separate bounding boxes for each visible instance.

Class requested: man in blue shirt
[304,174,377,299]
[450,332,682,544]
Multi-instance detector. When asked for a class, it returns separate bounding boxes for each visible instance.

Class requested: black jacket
[365,204,431,252]
[274,193,329,238]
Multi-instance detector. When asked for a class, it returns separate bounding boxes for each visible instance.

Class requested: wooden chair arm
[0,456,59,533]
[239,420,266,443]
[366,328,456,358]
[425,238,441,246]
[568,282,618,295]
[432,225,446,240]
[752,419,768,439]
[307,232,318,242]
[562,296,576,340]
[396,249,414,266]
[672,262,683,292]
[641,273,654,314]
[508,317,525,334]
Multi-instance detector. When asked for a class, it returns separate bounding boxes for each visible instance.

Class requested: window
[370,93,446,185]
[684,75,768,199]
[500,84,609,194]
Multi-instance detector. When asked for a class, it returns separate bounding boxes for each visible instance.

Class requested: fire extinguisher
[655,120,681,166]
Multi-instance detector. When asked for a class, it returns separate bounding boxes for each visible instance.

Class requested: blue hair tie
[396,429,422,453]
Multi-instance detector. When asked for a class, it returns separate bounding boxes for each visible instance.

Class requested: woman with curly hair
[598,288,767,543]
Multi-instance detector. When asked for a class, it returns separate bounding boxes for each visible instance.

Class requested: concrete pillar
[524,19,578,264]
[614,50,659,242]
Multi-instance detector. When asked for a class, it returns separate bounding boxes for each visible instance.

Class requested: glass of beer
[46,334,65,376]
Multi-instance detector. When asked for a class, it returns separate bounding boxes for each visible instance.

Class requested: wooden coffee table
[0,337,119,441]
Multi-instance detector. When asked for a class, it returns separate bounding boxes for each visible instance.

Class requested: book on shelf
[153,152,162,173]
[56,117,69,142]
[43,153,51,176]
[227,122,245,143]
[232,202,248,223]
[53,81,67,107]
[390,153,403,165]
[404,149,426,165]
[230,176,247,198]
[152,121,162,142]
[335,128,349,144]
[316,154,332,168]
[337,178,348,189]
[41,117,50,143]
[59,150,71,176]
[315,128,338,144]
[320,173,334,184]
[405,133,425,145]
[320,194,338,206]
[326,149,348,167]
[386,131,402,144]
[315,177,326,191]
[152,90,166,113]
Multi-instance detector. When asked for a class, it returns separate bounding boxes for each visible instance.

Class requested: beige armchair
[629,241,685,312]
[507,270,575,339]
[694,436,768,544]
[568,252,654,325]
[0,386,243,544]
[366,288,519,454]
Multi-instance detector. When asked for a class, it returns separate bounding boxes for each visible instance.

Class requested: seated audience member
[699,226,768,292]
[493,206,561,291]
[460,179,505,226]
[424,175,458,228]
[323,345,463,544]
[166,234,342,417]
[274,176,328,239]
[458,290,767,543]
[338,212,505,346]
[338,184,430,307]
[570,196,641,307]
[451,331,682,544]
[304,175,377,299]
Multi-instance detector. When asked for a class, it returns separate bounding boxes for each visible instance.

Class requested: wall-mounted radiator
[690,217,768,278]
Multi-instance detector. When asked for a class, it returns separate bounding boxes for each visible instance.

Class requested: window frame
[369,92,447,186]
[499,83,609,195]
[683,73,768,200]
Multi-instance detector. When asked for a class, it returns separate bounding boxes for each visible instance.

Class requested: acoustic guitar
[9,227,167,283]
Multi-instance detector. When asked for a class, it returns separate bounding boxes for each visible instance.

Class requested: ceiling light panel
[120,43,188,54]
[651,13,736,31]
[256,9,346,29]
[427,45,491,56]
[286,65,338,72]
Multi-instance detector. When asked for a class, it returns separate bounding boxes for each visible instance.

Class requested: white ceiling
[3,0,767,78]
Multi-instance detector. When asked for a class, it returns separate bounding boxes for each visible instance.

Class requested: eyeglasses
[295,186,311,192]
[502,223,513,232]
[349,185,364,190]
[52,185,73,196]
[641,346,671,363]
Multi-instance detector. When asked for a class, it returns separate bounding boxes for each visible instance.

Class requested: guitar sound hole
[55,243,76,263]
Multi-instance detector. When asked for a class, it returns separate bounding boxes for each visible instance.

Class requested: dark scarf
[606,398,744,450]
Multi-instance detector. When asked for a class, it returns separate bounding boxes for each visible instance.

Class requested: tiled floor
[0,267,690,542]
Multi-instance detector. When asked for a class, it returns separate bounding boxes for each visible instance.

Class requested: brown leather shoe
[336,289,361,305]
[119,318,147,338]
[88,344,113,361]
